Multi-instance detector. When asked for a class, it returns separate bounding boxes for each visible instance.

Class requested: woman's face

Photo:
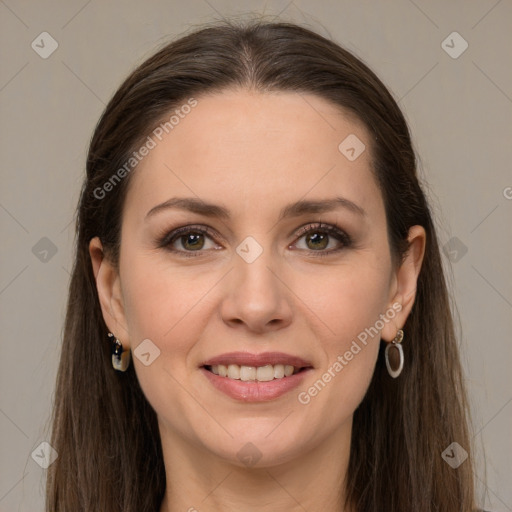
[92,89,424,468]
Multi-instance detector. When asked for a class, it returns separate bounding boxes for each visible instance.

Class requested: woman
[46,18,483,511]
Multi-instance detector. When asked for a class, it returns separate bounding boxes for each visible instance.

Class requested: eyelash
[157,222,352,258]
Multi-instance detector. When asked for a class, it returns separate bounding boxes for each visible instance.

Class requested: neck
[158,419,354,512]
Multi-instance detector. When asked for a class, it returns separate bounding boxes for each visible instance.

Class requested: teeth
[274,364,285,379]
[256,364,274,382]
[284,364,294,377]
[208,363,301,381]
[239,365,255,381]
[228,364,240,379]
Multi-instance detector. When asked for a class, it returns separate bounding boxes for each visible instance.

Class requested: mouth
[202,363,310,382]
[199,351,314,401]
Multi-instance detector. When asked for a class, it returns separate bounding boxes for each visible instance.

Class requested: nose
[220,247,293,334]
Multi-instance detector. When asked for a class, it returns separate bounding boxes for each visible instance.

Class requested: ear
[381,225,426,342]
[89,237,130,348]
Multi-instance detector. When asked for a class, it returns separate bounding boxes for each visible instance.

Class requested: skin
[90,89,426,512]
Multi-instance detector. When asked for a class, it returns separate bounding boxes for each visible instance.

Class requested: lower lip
[200,367,312,402]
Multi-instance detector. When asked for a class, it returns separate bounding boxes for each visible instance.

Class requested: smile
[205,363,304,381]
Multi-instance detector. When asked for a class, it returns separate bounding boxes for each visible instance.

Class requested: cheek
[120,250,219,358]
[294,251,391,345]
[293,254,391,410]
[326,269,389,343]
[119,253,215,422]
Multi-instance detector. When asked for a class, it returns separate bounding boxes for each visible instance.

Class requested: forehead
[123,89,382,225]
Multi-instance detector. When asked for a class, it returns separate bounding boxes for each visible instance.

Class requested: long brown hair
[46,18,477,511]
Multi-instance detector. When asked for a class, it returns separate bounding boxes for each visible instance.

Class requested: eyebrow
[145,196,366,222]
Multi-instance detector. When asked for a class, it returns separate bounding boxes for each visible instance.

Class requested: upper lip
[201,351,313,368]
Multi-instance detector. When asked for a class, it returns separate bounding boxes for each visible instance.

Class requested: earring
[108,332,131,372]
[385,328,404,378]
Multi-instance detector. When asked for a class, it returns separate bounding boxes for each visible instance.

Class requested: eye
[158,225,220,257]
[292,222,352,256]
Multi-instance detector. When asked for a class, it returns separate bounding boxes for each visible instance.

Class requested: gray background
[1,1,511,510]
